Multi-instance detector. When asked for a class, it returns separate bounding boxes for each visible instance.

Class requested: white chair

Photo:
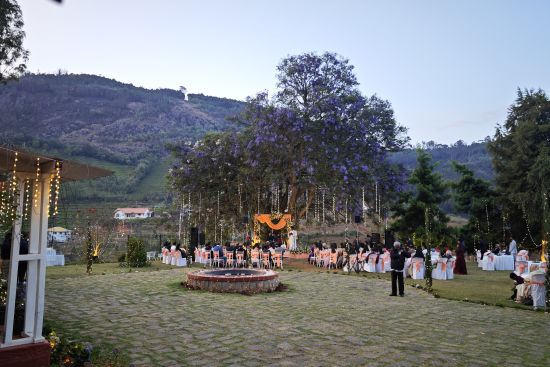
[432,258,448,280]
[482,253,495,271]
[446,257,456,280]
[177,255,187,267]
[378,253,389,273]
[364,254,376,272]
[146,251,156,261]
[411,258,425,280]
[530,273,547,309]
[515,260,528,275]
[171,250,178,266]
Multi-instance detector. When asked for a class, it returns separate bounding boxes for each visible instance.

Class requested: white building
[114,208,154,220]
[47,227,72,243]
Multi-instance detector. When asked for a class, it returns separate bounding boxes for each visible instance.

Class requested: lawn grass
[45,261,181,280]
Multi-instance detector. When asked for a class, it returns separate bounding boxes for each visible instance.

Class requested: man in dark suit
[390,241,410,297]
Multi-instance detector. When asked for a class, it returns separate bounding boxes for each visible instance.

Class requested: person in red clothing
[454,240,468,275]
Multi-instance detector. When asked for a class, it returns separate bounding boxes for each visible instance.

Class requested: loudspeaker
[190,227,199,245]
[242,215,249,224]
[354,215,362,224]
[384,230,394,248]
[371,232,380,244]
[199,232,205,246]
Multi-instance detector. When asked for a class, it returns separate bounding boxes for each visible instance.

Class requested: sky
[18,0,550,145]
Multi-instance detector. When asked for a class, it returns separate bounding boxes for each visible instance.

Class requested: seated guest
[205,242,212,251]
[442,249,453,259]
[176,244,187,258]
[308,245,315,264]
[492,244,501,255]
[509,272,525,301]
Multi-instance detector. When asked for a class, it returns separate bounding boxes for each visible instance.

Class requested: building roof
[0,146,113,181]
[48,227,70,232]
[115,208,152,214]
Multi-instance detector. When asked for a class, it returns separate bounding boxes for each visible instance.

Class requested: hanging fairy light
[345,197,348,224]
[238,183,242,214]
[52,161,62,216]
[10,151,18,219]
[23,178,31,220]
[521,203,538,247]
[33,157,41,209]
[362,186,366,221]
[332,193,336,222]
[322,188,325,224]
[305,190,308,222]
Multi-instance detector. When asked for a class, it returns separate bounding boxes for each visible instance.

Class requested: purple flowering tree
[169,52,408,232]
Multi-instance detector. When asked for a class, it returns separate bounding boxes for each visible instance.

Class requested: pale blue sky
[18,0,550,144]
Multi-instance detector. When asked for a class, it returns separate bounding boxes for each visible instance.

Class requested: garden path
[46,268,550,366]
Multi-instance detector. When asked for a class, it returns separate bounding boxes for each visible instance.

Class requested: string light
[52,161,62,216]
[10,151,18,219]
[305,189,308,222]
[332,193,336,222]
[322,187,325,224]
[34,157,41,209]
[23,178,30,220]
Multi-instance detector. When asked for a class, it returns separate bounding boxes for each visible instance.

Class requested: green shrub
[126,237,148,268]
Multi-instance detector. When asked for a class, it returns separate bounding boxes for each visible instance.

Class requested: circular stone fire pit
[186,269,279,293]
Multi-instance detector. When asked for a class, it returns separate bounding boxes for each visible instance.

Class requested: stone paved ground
[46,268,550,366]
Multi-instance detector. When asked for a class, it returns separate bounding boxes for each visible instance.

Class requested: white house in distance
[47,226,72,243]
[114,207,154,220]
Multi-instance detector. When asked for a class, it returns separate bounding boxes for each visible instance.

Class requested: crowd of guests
[305,237,468,275]
[194,241,287,267]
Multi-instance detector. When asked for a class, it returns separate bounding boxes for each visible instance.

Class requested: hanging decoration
[252,213,293,244]
[332,193,336,222]
[10,151,18,219]
[23,178,30,220]
[33,157,40,209]
[362,186,366,222]
[322,188,325,224]
[305,189,308,222]
[52,161,62,216]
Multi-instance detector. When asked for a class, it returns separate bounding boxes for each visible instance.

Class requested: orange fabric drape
[254,214,292,231]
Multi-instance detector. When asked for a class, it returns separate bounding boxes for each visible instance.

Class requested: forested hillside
[0,73,245,202]
[391,139,494,182]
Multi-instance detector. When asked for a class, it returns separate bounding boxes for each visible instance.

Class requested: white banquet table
[494,255,514,271]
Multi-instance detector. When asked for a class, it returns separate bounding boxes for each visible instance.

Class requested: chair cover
[411,258,425,279]
[515,260,528,275]
[482,253,495,271]
[530,274,547,309]
[171,250,178,266]
[446,257,455,279]
[432,258,448,280]
[365,254,377,273]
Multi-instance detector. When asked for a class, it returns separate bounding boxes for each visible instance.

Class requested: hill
[0,73,246,202]
[391,139,494,182]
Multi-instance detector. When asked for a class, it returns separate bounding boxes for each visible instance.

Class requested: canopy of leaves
[169,52,409,232]
[488,88,550,243]
[451,161,501,248]
[391,149,449,245]
[0,0,28,83]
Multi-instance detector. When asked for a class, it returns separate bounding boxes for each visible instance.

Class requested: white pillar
[33,176,50,341]
[2,178,25,346]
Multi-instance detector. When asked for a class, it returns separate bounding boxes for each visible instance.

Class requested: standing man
[390,241,410,297]
[508,236,517,259]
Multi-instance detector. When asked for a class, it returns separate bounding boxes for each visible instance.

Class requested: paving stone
[45,269,550,366]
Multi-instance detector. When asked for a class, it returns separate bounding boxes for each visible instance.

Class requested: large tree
[0,0,28,83]
[170,52,408,237]
[488,89,550,245]
[451,161,501,249]
[391,149,449,245]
